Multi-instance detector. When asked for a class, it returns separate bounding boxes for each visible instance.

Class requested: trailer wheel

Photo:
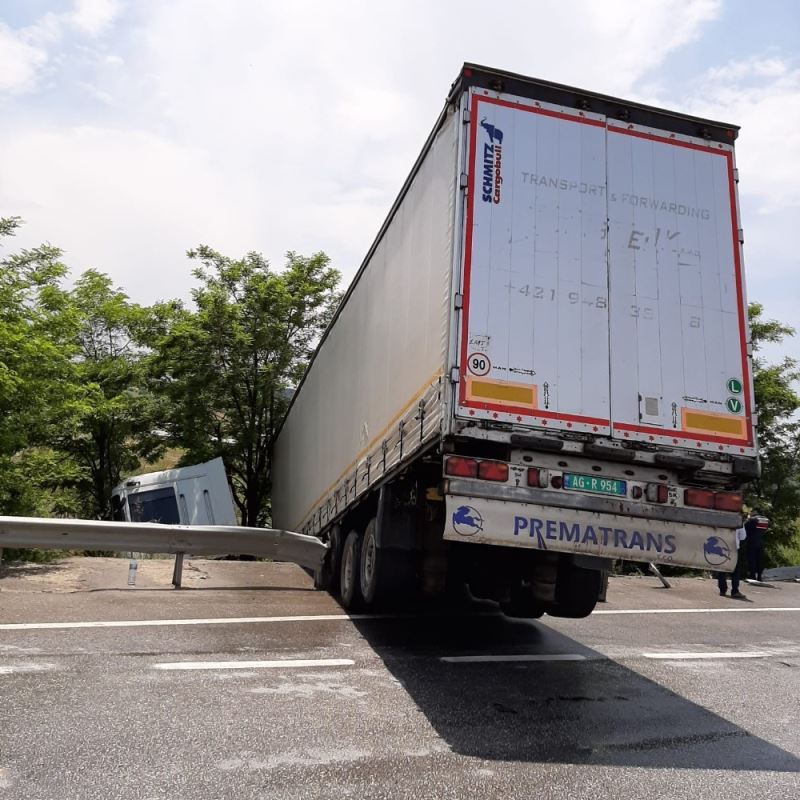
[545,563,601,619]
[360,517,415,607]
[501,582,545,619]
[339,530,363,611]
[315,525,343,593]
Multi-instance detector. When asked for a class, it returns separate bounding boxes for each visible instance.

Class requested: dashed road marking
[643,650,769,660]
[0,662,57,675]
[441,654,586,663]
[152,658,355,671]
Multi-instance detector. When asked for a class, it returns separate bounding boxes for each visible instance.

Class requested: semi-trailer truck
[271,64,758,618]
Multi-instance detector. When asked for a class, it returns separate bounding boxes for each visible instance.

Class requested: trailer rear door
[457,90,611,435]
[605,121,754,455]
[456,88,755,456]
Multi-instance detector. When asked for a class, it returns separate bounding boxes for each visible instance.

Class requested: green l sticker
[727,378,743,394]
[726,397,743,413]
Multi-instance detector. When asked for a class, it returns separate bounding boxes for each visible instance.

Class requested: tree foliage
[53,271,175,519]
[155,246,340,526]
[0,218,175,521]
[746,302,800,562]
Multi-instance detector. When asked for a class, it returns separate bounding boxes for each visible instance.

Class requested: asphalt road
[0,557,798,799]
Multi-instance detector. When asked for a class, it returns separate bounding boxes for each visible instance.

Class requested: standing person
[716,525,747,599]
[745,510,769,582]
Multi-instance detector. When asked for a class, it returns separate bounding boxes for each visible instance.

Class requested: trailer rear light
[684,488,715,508]
[527,467,546,488]
[444,457,478,478]
[646,483,668,503]
[478,460,509,482]
[714,492,743,512]
[631,485,643,499]
[550,475,563,489]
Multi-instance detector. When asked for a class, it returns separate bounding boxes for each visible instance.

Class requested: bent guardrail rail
[0,515,327,573]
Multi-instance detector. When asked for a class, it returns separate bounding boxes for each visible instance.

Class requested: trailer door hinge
[463,108,471,124]
[738,228,744,244]
[450,367,461,384]
[459,172,468,189]
[454,292,464,310]
[733,168,739,183]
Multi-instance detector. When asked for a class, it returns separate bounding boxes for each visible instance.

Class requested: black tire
[315,526,343,592]
[545,563,601,619]
[360,519,381,606]
[360,518,416,607]
[339,530,363,611]
[501,582,545,619]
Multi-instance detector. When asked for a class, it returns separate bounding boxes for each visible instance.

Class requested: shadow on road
[350,606,800,772]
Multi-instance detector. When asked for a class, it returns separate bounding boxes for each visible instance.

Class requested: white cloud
[0,1,122,94]
[685,56,800,214]
[69,0,122,36]
[0,22,48,93]
[0,0,731,309]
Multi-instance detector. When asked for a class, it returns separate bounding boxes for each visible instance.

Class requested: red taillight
[714,492,743,512]
[527,468,543,487]
[551,475,563,489]
[646,483,669,503]
[478,460,509,482]
[685,488,715,508]
[631,485,643,499]
[445,457,478,478]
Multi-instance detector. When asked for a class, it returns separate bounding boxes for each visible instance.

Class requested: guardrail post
[648,562,671,588]
[127,557,138,586]
[172,552,185,588]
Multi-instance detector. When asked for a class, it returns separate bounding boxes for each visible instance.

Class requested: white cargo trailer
[272,64,757,617]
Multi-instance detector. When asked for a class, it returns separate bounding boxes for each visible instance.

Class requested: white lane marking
[594,607,800,616]
[441,654,586,663]
[0,662,56,675]
[153,658,354,671]
[643,651,770,660]
[1,606,799,631]
[0,614,397,631]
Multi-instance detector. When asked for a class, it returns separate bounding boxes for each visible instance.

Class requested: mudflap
[443,495,738,573]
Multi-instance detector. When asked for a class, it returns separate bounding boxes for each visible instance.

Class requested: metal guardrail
[0,516,327,581]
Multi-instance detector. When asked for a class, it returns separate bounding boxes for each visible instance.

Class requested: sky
[1,0,799,365]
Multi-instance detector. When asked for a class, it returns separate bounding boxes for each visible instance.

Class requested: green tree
[55,271,175,519]
[157,246,340,526]
[0,217,78,517]
[747,302,800,563]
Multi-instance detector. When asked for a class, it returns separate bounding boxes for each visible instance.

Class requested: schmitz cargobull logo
[480,117,504,204]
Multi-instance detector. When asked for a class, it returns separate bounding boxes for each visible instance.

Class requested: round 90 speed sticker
[467,352,491,376]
